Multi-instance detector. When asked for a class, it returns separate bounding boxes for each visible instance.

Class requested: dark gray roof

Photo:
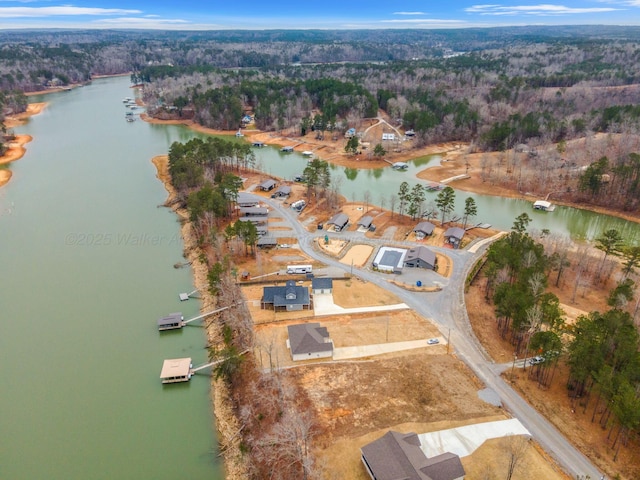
[312,277,333,290]
[287,323,333,356]
[240,206,268,216]
[237,192,258,206]
[259,179,277,189]
[414,221,435,235]
[422,452,466,480]
[238,217,265,224]
[444,227,465,240]
[358,215,374,228]
[158,312,183,326]
[262,280,310,307]
[404,246,436,267]
[328,213,349,227]
[361,431,465,480]
[257,237,277,246]
[275,185,292,195]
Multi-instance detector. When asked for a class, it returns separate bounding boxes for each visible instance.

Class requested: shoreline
[151,155,249,480]
[0,102,46,189]
[141,114,640,227]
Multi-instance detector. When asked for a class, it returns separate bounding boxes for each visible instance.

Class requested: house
[257,237,277,248]
[414,221,436,239]
[259,179,277,191]
[404,246,437,270]
[273,185,292,197]
[240,206,268,216]
[444,227,465,248]
[312,277,333,295]
[361,431,465,480]
[286,323,333,361]
[238,216,267,225]
[345,128,356,138]
[261,280,310,311]
[382,133,396,141]
[327,213,349,232]
[237,192,259,208]
[358,215,374,230]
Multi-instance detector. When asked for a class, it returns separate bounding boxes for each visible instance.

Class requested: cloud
[393,11,427,15]
[382,18,466,23]
[95,17,189,26]
[0,6,141,18]
[466,4,620,15]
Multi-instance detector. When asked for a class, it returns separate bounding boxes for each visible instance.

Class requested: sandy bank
[0,134,33,188]
[151,155,249,480]
[4,102,47,128]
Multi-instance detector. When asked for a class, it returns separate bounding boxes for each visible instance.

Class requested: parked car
[427,338,440,345]
[529,356,544,365]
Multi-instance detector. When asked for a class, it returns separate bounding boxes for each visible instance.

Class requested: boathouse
[160,358,192,384]
[157,312,184,331]
[533,200,554,211]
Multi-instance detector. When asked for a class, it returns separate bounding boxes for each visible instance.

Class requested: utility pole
[511,353,518,381]
[446,328,451,355]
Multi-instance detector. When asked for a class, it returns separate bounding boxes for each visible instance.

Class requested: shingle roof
[358,215,373,228]
[259,179,277,189]
[262,281,309,307]
[404,246,436,267]
[414,221,435,235]
[287,323,333,356]
[328,213,349,227]
[444,227,465,240]
[312,277,333,290]
[361,431,465,480]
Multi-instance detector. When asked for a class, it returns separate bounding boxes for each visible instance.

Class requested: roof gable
[287,323,333,355]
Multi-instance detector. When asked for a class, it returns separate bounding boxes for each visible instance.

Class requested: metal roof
[358,215,373,228]
[312,277,333,290]
[160,358,191,379]
[444,227,465,240]
[328,213,349,227]
[414,221,435,235]
[404,246,436,268]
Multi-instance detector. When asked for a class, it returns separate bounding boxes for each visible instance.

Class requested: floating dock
[533,200,556,212]
[157,305,238,331]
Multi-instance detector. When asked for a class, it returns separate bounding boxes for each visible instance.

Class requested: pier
[160,349,249,383]
[157,304,239,331]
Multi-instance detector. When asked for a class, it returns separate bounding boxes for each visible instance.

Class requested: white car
[427,338,440,345]
[529,356,544,365]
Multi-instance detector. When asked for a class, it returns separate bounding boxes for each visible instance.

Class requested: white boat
[302,151,313,157]
[235,130,244,137]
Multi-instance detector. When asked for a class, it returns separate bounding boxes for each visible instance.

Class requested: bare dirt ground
[466,269,640,479]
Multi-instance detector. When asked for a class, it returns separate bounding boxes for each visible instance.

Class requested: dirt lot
[466,269,640,479]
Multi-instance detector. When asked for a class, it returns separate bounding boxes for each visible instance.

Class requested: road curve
[254,193,603,479]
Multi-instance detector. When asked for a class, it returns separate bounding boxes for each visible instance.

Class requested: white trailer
[287,265,313,274]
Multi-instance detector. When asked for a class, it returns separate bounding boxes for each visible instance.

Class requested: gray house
[273,185,292,197]
[444,227,465,248]
[238,216,267,225]
[259,179,277,191]
[358,215,374,230]
[312,277,333,295]
[404,246,437,270]
[414,221,436,239]
[261,280,310,311]
[327,213,349,232]
[257,237,277,248]
[361,431,465,480]
[286,323,333,361]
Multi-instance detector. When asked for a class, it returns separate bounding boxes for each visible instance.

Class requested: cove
[0,76,223,479]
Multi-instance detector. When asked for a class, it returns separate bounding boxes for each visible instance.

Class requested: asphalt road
[254,193,603,479]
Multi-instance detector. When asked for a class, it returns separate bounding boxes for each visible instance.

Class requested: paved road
[255,193,603,479]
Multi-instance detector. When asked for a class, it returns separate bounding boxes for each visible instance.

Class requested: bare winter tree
[504,435,530,480]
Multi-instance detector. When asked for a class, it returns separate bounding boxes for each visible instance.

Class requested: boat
[302,151,313,157]
[392,162,409,170]
[126,117,135,122]
[235,130,244,137]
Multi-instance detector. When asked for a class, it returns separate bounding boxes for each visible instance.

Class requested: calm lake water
[1,74,638,480]
[0,76,223,479]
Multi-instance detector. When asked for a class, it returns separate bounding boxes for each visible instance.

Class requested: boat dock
[160,349,250,383]
[157,304,238,331]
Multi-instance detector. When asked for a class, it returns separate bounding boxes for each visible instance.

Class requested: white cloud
[0,6,141,18]
[382,18,467,23]
[466,4,620,15]
[95,17,189,25]
[393,11,427,15]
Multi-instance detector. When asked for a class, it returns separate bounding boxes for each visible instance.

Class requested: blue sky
[0,1,639,29]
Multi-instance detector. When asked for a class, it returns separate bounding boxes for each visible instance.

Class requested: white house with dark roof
[404,246,437,270]
[286,323,333,361]
[261,280,310,311]
[361,431,465,480]
[414,221,436,239]
[444,227,465,249]
[312,277,333,295]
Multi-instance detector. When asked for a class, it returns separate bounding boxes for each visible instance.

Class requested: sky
[0,1,639,30]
